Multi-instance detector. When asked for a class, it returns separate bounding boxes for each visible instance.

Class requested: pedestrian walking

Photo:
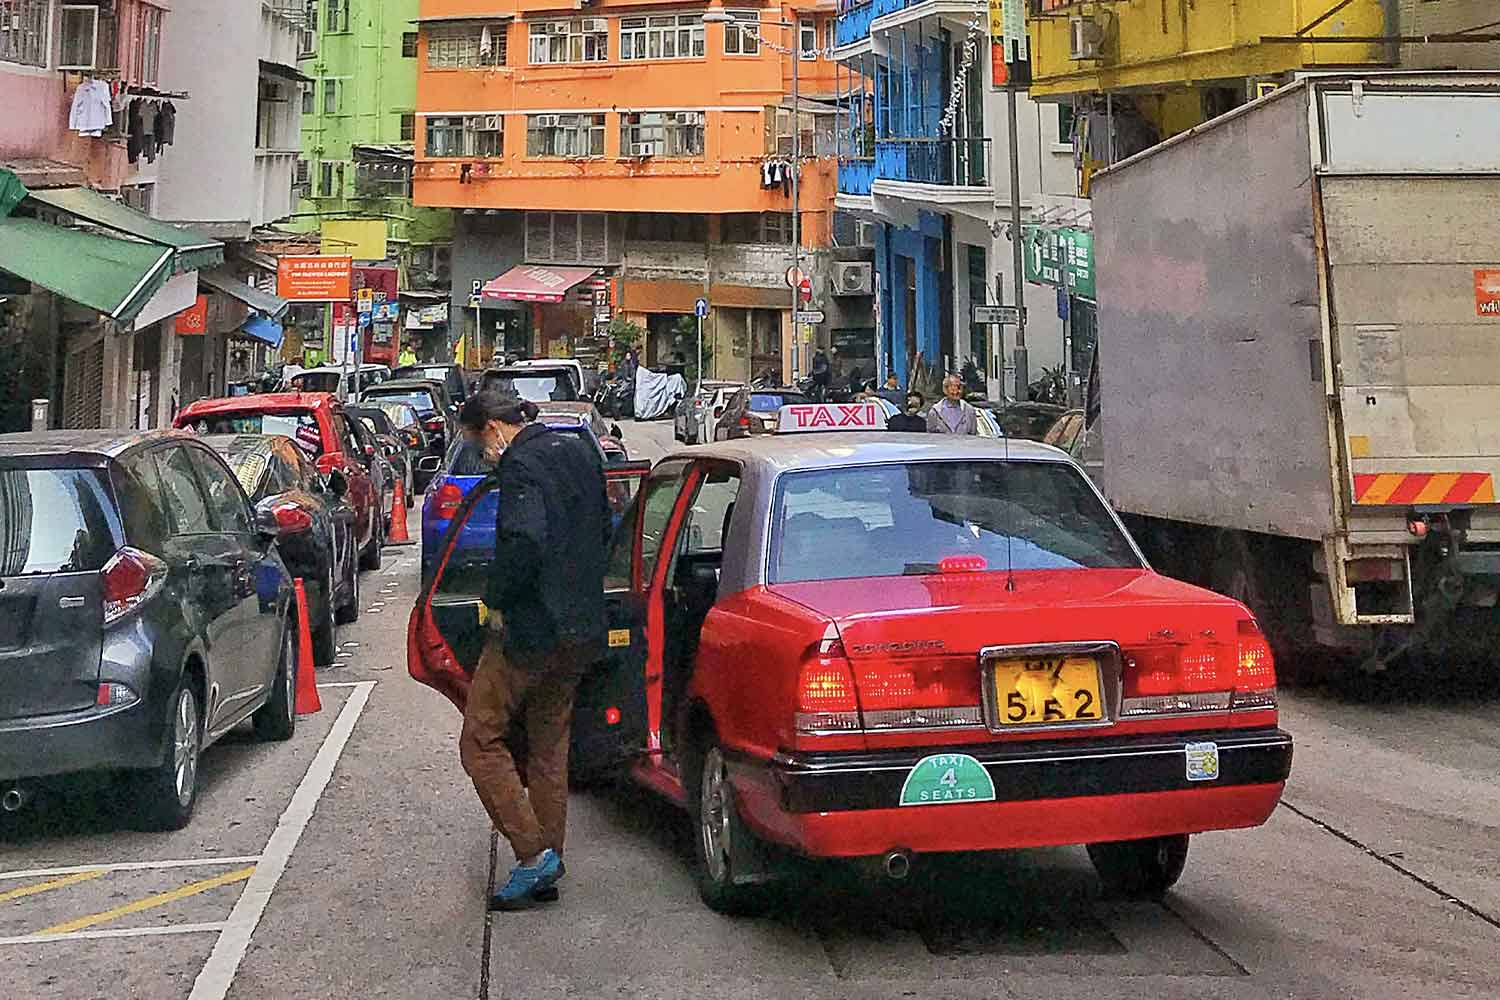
[887,391,928,432]
[926,374,979,435]
[455,391,612,911]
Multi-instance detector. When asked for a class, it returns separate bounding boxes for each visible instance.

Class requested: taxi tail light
[795,638,860,734]
[1232,619,1277,712]
[315,453,340,476]
[852,656,984,731]
[1120,640,1235,718]
[433,481,464,519]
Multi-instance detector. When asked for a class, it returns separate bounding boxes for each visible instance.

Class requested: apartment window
[326,0,347,33]
[401,31,418,57]
[399,113,415,142]
[427,22,507,68]
[424,115,504,157]
[525,211,611,264]
[135,5,163,85]
[59,5,101,70]
[1056,103,1076,146]
[771,107,821,157]
[527,18,607,65]
[319,161,335,196]
[355,160,411,198]
[295,159,310,190]
[301,83,314,115]
[0,0,49,67]
[798,19,816,59]
[823,18,834,55]
[300,0,318,55]
[323,79,339,114]
[723,212,792,244]
[625,212,707,243]
[619,14,704,61]
[721,9,759,55]
[620,111,704,158]
[526,113,604,157]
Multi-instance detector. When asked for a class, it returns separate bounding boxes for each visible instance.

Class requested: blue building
[833,0,1075,395]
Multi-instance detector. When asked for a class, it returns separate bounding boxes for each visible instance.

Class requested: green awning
[26,185,223,272]
[0,216,174,323]
[199,267,290,320]
[0,169,27,219]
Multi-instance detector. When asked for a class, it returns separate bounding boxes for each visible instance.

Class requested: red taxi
[175,393,382,569]
[410,402,1291,913]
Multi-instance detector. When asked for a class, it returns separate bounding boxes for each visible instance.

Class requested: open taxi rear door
[407,460,652,774]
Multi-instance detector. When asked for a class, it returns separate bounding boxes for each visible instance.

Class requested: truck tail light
[1120,620,1277,717]
[795,638,860,733]
[433,481,464,519]
[852,657,984,731]
[101,546,167,626]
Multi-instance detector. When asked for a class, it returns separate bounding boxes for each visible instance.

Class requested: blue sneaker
[489,849,562,911]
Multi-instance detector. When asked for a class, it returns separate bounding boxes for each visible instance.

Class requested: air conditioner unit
[678,111,703,125]
[1069,15,1104,61]
[629,142,657,157]
[548,22,569,34]
[832,261,873,296]
[536,114,560,127]
[856,220,877,248]
[579,18,606,32]
[482,114,503,130]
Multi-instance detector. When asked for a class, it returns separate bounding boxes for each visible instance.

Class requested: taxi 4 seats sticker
[899,753,996,806]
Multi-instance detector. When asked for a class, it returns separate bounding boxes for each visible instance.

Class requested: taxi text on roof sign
[776,402,884,433]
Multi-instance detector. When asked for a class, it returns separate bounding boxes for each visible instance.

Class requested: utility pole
[790,43,801,380]
[1006,85,1027,401]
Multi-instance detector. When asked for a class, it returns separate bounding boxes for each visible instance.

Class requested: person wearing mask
[455,391,611,911]
[926,374,979,435]
[887,391,928,432]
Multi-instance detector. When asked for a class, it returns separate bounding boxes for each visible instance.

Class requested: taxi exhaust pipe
[882,849,912,880]
[2,784,27,813]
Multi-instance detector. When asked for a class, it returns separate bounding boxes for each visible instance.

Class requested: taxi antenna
[1003,420,1016,592]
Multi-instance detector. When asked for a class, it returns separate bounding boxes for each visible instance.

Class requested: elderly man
[926,373,979,435]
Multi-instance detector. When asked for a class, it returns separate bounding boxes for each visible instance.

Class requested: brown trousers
[459,637,588,862]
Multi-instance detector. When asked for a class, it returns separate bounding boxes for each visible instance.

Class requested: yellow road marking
[1358,472,1406,505]
[1414,473,1462,505]
[35,866,255,937]
[0,870,104,905]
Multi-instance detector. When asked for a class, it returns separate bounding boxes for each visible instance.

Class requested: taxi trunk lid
[772,568,1249,745]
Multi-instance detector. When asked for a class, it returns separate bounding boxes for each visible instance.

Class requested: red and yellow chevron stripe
[1352,472,1496,506]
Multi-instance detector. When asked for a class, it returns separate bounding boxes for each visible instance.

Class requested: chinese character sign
[277,256,354,301]
[1023,227,1094,299]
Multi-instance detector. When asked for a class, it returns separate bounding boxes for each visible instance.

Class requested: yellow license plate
[991,656,1104,726]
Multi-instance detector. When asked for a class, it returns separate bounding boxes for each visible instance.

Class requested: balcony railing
[835,1,875,47]
[838,158,876,196]
[875,137,989,187]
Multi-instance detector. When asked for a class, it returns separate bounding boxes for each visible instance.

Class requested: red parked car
[175,392,384,570]
[410,406,1291,913]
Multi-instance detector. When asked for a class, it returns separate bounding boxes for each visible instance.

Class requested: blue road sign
[694,297,709,319]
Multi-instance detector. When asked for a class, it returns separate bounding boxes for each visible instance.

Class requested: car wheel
[689,741,770,916]
[360,513,384,571]
[253,613,298,742]
[335,541,360,624]
[135,680,202,831]
[1087,834,1190,899]
[311,562,337,665]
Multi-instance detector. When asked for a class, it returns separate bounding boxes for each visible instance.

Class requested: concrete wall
[450,210,528,318]
[1398,0,1500,69]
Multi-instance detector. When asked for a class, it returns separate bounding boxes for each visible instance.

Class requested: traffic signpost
[695,297,709,383]
[972,304,1022,326]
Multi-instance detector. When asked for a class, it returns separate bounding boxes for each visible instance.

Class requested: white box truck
[1089,73,1500,672]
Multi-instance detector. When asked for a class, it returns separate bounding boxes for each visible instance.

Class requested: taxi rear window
[189,412,325,457]
[768,461,1140,584]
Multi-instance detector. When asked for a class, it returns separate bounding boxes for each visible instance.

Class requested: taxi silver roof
[664,431,1071,474]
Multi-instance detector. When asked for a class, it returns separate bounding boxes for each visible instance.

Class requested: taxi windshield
[768,460,1140,584]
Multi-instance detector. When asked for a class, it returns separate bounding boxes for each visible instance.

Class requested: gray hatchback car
[0,430,300,830]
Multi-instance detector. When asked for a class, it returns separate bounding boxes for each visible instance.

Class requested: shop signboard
[990,0,1030,88]
[277,255,353,301]
[175,295,209,335]
[1023,226,1094,299]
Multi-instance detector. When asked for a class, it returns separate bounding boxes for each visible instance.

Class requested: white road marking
[186,680,376,1000]
[0,923,227,947]
[314,681,367,690]
[0,857,262,882]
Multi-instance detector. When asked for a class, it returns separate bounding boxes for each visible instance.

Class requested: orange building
[412,0,875,381]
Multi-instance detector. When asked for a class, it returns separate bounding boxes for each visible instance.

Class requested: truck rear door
[0,464,118,720]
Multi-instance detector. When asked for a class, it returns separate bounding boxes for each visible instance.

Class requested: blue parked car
[420,422,647,578]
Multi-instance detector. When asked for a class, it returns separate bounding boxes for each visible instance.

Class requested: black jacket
[886,412,927,432]
[485,424,610,664]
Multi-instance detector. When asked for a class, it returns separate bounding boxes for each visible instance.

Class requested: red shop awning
[481,265,597,304]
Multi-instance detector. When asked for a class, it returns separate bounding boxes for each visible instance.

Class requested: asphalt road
[2,416,1498,1000]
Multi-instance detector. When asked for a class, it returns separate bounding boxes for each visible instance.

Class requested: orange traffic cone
[388,475,414,545]
[292,578,321,716]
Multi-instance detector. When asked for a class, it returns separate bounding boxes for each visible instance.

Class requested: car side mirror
[253,500,280,540]
[416,455,442,474]
[610,423,623,440]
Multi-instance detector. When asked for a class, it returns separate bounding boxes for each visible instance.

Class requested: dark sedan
[360,378,458,458]
[347,405,417,506]
[0,430,301,831]
[206,434,360,666]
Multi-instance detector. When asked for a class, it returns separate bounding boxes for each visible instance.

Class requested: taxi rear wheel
[688,741,770,916]
[1087,834,1190,899]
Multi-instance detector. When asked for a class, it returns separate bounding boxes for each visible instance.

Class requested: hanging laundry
[127,99,144,163]
[480,25,493,57]
[140,100,159,163]
[154,102,176,146]
[762,159,774,188]
[68,79,113,136]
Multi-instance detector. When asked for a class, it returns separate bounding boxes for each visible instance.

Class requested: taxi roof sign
[776,402,885,433]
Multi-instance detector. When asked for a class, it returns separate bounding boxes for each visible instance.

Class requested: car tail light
[423,417,445,433]
[402,429,422,448]
[737,414,750,429]
[96,682,139,708]
[1232,619,1277,711]
[852,656,984,731]
[100,546,167,626]
[1120,619,1276,717]
[272,502,313,534]
[434,481,464,519]
[795,638,860,733]
[938,554,988,573]
[315,453,340,475]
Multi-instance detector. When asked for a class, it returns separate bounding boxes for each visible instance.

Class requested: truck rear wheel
[1212,530,1313,681]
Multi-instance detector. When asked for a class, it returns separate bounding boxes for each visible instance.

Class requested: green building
[295,0,453,359]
